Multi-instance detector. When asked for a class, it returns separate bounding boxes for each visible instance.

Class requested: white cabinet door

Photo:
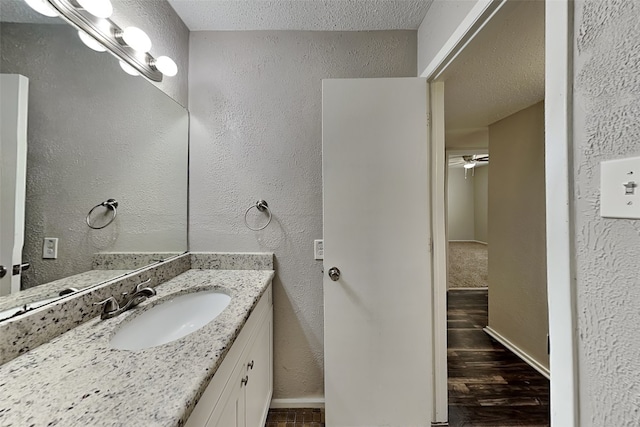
[187,285,273,427]
[208,373,246,427]
[322,78,433,426]
[244,308,273,427]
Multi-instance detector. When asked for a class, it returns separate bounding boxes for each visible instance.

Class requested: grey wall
[417,0,478,75]
[447,166,476,240]
[474,165,488,243]
[446,165,488,242]
[574,1,640,424]
[111,0,189,106]
[488,102,548,369]
[189,30,417,400]
[1,23,188,289]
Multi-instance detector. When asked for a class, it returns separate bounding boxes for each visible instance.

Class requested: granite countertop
[0,268,274,427]
[0,270,131,320]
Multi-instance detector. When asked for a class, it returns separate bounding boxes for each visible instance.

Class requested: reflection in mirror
[0,1,188,320]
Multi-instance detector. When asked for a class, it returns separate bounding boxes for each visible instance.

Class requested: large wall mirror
[0,1,188,320]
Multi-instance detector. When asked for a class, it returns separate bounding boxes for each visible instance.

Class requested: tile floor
[264,408,324,427]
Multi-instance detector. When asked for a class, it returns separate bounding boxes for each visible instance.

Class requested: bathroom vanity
[186,279,272,427]
[0,253,274,427]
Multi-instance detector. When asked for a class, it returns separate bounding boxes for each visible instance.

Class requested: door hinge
[547,334,550,355]
[429,237,434,253]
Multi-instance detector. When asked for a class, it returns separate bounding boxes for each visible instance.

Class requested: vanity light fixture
[78,30,107,52]
[152,56,178,77]
[116,27,152,53]
[26,0,177,82]
[75,0,112,19]
[24,0,59,17]
[119,60,140,76]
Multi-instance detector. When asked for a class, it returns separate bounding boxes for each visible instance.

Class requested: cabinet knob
[247,360,254,370]
[241,376,249,387]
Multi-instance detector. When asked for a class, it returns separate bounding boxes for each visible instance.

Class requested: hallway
[447,290,550,426]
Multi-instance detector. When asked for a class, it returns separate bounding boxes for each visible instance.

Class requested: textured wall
[447,166,476,241]
[473,165,488,243]
[574,1,640,424]
[111,0,189,106]
[1,23,188,290]
[189,30,417,400]
[417,0,478,75]
[488,102,549,369]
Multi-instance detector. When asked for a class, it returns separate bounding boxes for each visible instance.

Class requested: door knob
[328,267,341,281]
[0,266,6,279]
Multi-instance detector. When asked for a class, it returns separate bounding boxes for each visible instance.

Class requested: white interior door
[0,74,29,296]
[322,78,432,426]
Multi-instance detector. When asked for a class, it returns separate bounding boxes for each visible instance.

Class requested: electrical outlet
[314,239,324,260]
[43,237,58,259]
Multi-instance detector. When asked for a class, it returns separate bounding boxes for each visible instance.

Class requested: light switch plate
[43,237,58,259]
[601,156,640,219]
[314,239,324,260]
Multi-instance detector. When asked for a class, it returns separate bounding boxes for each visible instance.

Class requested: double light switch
[601,156,640,219]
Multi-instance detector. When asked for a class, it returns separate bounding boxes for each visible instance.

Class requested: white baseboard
[449,240,487,245]
[483,326,551,380]
[448,287,488,291]
[270,398,325,409]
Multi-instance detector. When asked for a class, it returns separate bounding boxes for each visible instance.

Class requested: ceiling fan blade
[475,156,489,162]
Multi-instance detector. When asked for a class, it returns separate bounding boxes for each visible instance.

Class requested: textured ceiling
[168,0,433,31]
[441,0,545,134]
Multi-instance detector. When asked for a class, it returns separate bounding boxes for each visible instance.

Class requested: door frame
[0,74,29,297]
[422,1,579,426]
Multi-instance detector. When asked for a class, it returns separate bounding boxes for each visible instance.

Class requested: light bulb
[24,0,59,17]
[120,27,152,53]
[154,56,178,77]
[463,162,476,169]
[78,31,106,52]
[76,0,112,18]
[119,61,140,76]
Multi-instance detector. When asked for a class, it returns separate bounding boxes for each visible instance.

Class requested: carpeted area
[448,241,488,289]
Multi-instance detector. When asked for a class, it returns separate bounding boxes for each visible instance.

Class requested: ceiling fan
[449,154,489,169]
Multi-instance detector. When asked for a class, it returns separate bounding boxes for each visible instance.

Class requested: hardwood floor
[448,289,550,426]
[265,289,549,426]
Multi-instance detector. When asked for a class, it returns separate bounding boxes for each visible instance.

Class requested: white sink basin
[110,290,231,351]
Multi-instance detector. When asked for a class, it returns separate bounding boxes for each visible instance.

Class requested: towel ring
[244,200,272,231]
[86,199,118,229]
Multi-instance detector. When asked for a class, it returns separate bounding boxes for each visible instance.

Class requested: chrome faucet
[93,278,156,320]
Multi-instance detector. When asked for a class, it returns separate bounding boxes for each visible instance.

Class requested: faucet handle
[93,297,119,312]
[132,278,152,294]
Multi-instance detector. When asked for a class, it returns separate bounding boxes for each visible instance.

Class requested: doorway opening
[428,1,558,425]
